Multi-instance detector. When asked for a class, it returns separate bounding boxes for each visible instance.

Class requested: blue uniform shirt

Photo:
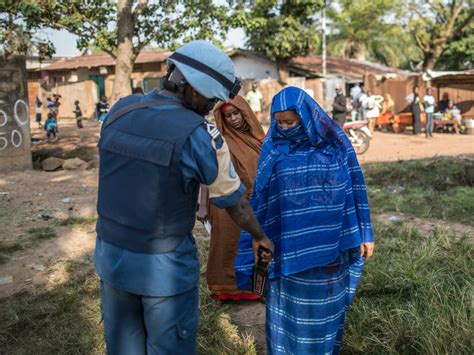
[95,91,245,297]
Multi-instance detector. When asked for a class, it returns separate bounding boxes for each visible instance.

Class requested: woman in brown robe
[198,95,265,301]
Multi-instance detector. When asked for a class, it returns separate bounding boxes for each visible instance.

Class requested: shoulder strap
[103,98,183,129]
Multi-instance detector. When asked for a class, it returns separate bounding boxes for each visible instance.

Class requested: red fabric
[220,103,234,112]
[210,293,261,301]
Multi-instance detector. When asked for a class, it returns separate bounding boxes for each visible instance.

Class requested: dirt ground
[0,119,473,352]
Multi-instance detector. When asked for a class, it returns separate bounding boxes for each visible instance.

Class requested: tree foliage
[327,0,422,68]
[240,0,323,81]
[436,19,473,70]
[408,0,473,71]
[0,0,55,60]
[1,0,234,98]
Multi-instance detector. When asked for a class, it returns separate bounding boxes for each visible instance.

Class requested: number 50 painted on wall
[0,100,29,151]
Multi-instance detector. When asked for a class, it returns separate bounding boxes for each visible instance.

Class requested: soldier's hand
[252,237,274,264]
[196,204,208,223]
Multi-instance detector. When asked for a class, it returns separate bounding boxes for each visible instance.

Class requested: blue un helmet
[166,40,241,102]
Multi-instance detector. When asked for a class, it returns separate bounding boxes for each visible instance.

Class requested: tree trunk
[422,44,446,72]
[277,60,289,85]
[111,0,135,102]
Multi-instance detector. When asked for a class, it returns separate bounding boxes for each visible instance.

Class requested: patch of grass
[0,242,24,254]
[342,223,473,354]
[0,254,9,264]
[196,237,257,354]
[364,156,473,191]
[0,236,257,354]
[27,226,57,240]
[365,157,474,225]
[57,216,97,227]
[0,270,104,354]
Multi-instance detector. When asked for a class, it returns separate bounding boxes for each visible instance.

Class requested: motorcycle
[343,120,371,155]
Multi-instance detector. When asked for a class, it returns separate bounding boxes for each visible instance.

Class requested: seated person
[444,100,462,133]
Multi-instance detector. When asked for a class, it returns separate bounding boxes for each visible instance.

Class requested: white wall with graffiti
[0,56,32,171]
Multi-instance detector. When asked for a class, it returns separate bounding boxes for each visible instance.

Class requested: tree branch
[451,8,474,39]
[133,0,149,22]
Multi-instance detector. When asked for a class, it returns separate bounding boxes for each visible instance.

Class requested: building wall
[243,77,311,121]
[52,80,98,119]
[0,56,32,171]
[434,82,474,119]
[28,62,168,119]
[232,55,279,80]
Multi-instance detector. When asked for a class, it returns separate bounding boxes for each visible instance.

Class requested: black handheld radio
[252,246,271,296]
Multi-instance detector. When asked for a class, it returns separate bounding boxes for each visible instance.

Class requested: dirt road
[360,131,473,163]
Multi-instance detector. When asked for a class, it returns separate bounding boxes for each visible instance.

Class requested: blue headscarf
[235,86,373,289]
[254,86,344,193]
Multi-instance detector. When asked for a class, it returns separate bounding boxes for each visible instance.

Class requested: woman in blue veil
[235,86,375,354]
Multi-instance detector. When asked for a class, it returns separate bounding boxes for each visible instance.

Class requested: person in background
[444,99,462,133]
[96,95,109,123]
[35,96,43,128]
[52,94,61,121]
[198,95,265,302]
[358,86,367,121]
[44,113,57,141]
[47,97,56,117]
[411,86,422,135]
[423,87,436,138]
[73,100,84,129]
[382,93,395,114]
[133,87,144,95]
[364,91,384,132]
[350,83,362,120]
[246,81,265,124]
[332,86,347,127]
[437,92,450,112]
[235,86,374,355]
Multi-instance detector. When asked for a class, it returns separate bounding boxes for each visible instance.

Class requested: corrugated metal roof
[42,51,171,71]
[289,55,413,79]
[227,49,414,80]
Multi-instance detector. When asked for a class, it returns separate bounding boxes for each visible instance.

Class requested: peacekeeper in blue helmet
[94,40,274,355]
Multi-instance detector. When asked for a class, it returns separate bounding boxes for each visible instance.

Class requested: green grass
[196,237,257,354]
[364,157,474,225]
[26,226,57,240]
[57,216,97,227]
[0,242,24,254]
[0,268,104,354]
[0,237,256,355]
[342,223,473,354]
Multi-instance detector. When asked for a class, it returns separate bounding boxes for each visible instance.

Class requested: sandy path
[359,131,473,163]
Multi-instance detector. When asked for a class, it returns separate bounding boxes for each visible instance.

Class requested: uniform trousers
[100,281,198,355]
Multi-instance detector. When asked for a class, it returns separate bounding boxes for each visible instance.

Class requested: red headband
[220,103,235,112]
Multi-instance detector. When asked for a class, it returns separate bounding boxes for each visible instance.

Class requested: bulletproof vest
[96,95,204,253]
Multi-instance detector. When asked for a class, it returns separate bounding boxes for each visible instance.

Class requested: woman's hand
[360,242,375,261]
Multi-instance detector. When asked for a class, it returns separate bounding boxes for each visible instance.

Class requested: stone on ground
[41,157,64,171]
[62,158,88,171]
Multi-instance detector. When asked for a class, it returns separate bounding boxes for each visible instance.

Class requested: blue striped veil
[254,86,344,193]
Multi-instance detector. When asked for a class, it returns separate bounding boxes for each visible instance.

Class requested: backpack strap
[103,98,184,129]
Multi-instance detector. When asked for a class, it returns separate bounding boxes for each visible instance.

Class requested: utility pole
[322,0,327,77]
[321,0,328,111]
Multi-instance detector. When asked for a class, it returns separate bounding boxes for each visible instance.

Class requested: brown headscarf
[206,95,265,299]
[213,95,265,198]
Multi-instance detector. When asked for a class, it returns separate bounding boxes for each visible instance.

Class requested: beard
[183,93,215,116]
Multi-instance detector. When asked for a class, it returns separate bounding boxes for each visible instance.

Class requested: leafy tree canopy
[241,0,324,62]
[327,0,422,68]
